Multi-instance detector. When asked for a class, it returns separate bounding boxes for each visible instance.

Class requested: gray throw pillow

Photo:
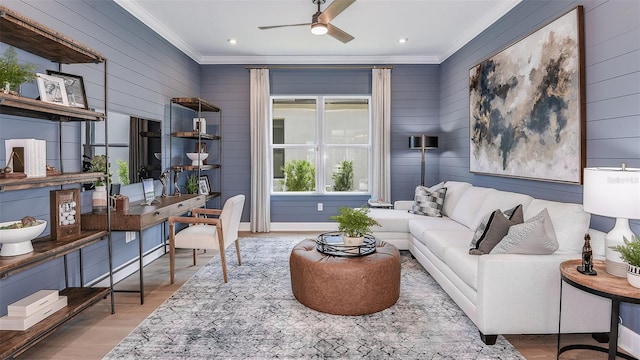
[491,208,559,255]
[409,186,447,217]
[470,204,523,249]
[469,208,524,255]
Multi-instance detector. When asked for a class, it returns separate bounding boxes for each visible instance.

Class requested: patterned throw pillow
[470,204,523,249]
[409,186,448,217]
[491,208,559,255]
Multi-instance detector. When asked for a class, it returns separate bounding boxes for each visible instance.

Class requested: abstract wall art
[469,6,585,184]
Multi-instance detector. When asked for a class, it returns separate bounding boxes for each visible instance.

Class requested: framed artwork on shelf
[198,175,210,195]
[36,73,69,106]
[468,6,585,184]
[46,70,88,109]
[49,189,81,241]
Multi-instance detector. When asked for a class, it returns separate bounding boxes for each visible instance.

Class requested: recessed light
[227,38,238,45]
[399,38,408,44]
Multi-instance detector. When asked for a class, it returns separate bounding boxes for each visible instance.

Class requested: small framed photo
[46,70,88,109]
[198,176,210,195]
[36,73,69,106]
[50,189,81,241]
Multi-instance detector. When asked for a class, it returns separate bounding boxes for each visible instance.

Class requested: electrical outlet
[317,203,323,211]
[125,231,136,243]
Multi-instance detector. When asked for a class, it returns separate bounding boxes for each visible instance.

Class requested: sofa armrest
[394,200,413,210]
[475,253,609,335]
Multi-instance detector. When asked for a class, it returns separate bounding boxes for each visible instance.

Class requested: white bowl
[186,152,209,166]
[0,220,47,256]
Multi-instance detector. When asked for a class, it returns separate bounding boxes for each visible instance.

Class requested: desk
[82,194,206,304]
[558,260,640,360]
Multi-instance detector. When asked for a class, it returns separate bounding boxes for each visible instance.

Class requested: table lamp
[583,164,640,277]
[408,135,438,186]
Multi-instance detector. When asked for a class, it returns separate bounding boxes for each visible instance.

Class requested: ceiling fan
[258,0,356,43]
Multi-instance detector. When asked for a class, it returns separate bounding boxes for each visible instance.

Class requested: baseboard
[619,324,640,358]
[89,244,166,288]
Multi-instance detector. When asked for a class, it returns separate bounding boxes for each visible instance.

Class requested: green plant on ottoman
[610,234,640,288]
[330,206,380,246]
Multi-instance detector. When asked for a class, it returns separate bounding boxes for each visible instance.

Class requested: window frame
[270,95,372,195]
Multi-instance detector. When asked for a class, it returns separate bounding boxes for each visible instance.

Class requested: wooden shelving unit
[0,5,113,359]
[170,97,223,201]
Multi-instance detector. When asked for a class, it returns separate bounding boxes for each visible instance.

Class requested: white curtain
[249,69,271,232]
[371,68,391,201]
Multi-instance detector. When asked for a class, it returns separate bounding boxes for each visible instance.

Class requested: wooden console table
[558,259,640,360]
[82,194,205,304]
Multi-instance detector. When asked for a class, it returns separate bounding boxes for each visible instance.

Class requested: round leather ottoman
[289,238,401,316]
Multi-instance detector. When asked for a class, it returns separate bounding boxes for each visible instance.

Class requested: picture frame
[36,73,69,106]
[49,189,81,241]
[198,176,210,195]
[46,70,88,109]
[468,6,585,184]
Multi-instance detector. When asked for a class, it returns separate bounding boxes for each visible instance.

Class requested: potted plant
[186,173,199,194]
[0,47,38,95]
[610,234,640,288]
[330,206,380,246]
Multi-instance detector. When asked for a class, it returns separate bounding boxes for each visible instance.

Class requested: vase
[92,185,108,213]
[627,264,640,289]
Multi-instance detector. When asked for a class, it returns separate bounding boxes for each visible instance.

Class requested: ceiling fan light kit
[259,0,356,43]
[311,23,328,35]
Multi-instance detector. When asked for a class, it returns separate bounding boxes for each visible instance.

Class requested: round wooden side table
[558,259,640,360]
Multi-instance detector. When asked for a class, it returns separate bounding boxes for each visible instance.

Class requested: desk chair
[168,194,245,283]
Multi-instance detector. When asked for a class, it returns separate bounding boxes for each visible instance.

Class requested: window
[271,96,371,194]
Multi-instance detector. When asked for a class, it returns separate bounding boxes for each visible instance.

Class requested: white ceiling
[114,0,522,65]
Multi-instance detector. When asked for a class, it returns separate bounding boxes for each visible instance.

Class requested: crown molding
[198,55,441,65]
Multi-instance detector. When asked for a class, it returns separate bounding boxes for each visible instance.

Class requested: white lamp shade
[583,167,640,220]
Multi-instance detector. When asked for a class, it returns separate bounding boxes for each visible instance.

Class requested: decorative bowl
[186,152,209,166]
[0,220,47,256]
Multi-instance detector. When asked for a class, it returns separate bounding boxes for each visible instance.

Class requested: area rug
[104,237,524,359]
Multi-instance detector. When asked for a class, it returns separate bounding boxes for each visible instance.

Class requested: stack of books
[0,290,67,331]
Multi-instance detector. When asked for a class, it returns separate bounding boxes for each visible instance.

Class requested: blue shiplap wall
[439,0,640,333]
[0,0,200,315]
[200,65,439,222]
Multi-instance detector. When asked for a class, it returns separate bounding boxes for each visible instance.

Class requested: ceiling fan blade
[327,23,354,43]
[258,23,312,30]
[318,0,356,23]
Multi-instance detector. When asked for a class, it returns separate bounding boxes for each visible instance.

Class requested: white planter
[343,235,364,246]
[627,264,640,289]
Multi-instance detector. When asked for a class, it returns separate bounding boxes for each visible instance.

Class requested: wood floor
[16,233,623,360]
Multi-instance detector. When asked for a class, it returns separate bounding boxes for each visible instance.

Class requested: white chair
[168,194,245,284]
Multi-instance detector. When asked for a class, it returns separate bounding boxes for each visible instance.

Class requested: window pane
[272,98,316,144]
[325,147,369,192]
[325,98,369,144]
[273,147,316,192]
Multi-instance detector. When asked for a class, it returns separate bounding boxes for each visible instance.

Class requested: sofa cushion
[524,199,590,254]
[470,208,524,255]
[441,181,472,217]
[414,227,473,265]
[409,186,447,217]
[471,191,534,230]
[369,209,422,233]
[491,208,559,255]
[470,204,523,249]
[444,242,480,291]
[449,187,495,229]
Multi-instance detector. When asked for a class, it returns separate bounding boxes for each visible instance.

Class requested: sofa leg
[479,332,497,345]
[591,332,609,343]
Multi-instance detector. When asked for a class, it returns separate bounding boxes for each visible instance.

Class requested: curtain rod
[245,65,393,70]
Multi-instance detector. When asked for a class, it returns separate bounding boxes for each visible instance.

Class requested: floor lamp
[583,164,640,277]
[409,135,438,186]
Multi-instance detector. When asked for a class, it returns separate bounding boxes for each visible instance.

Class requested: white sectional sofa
[368,181,612,344]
